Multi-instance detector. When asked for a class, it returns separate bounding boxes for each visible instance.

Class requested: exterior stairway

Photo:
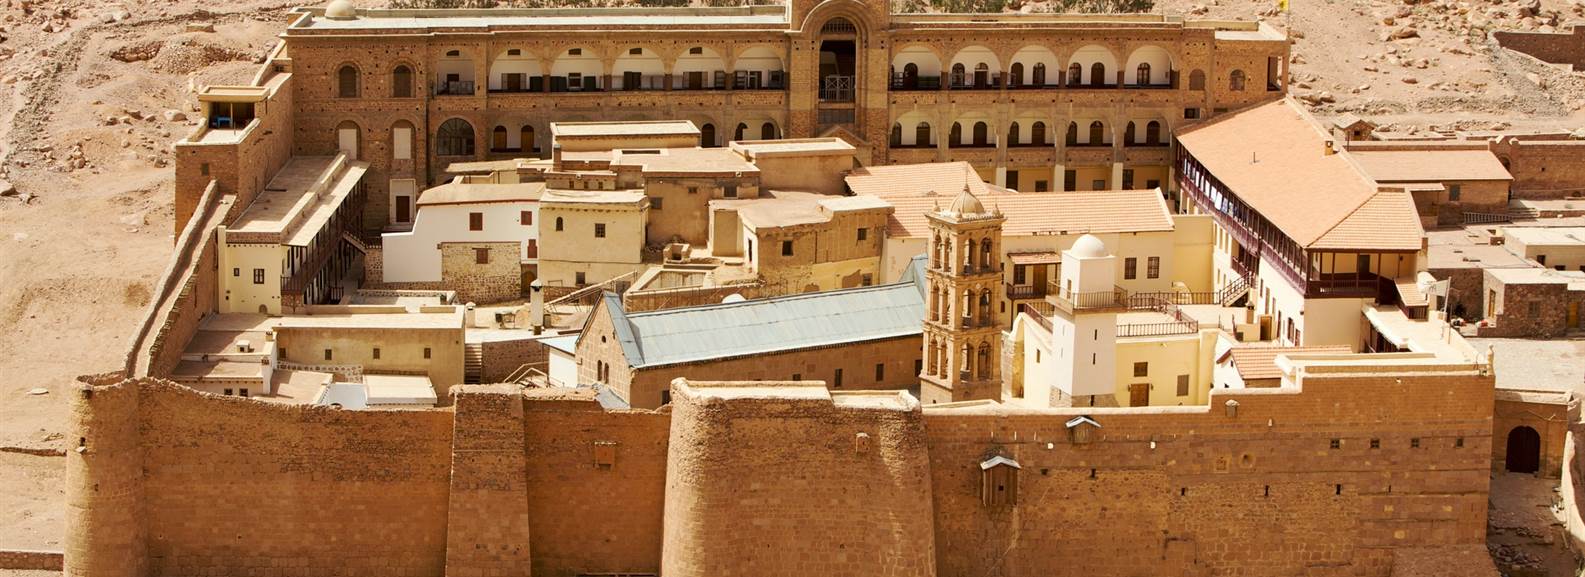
[1217,275,1251,307]
[464,343,483,384]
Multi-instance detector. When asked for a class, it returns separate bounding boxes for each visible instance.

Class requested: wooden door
[1129,383,1149,407]
[395,196,411,224]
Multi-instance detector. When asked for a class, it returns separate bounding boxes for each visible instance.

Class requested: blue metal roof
[604,256,927,369]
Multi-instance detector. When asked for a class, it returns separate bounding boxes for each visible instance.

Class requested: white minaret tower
[1050,234,1123,407]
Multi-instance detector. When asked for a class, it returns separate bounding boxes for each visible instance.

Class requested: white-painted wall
[381,201,539,283]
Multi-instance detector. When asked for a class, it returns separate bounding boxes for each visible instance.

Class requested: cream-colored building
[274,304,466,400]
[710,191,892,292]
[381,179,545,283]
[537,188,650,287]
[1502,227,1585,272]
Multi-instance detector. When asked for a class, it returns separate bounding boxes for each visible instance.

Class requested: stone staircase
[464,343,483,384]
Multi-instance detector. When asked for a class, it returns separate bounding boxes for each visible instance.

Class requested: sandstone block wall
[1479,278,1585,337]
[480,335,550,383]
[365,242,522,304]
[1494,393,1574,478]
[446,385,533,576]
[1495,27,1585,70]
[0,550,63,571]
[1491,139,1585,199]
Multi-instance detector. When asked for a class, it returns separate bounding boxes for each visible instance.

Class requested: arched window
[735,123,747,141]
[950,122,963,146]
[903,62,919,88]
[973,63,989,88]
[891,123,903,146]
[1032,63,1047,86]
[1065,122,1078,146]
[1090,63,1106,87]
[337,65,359,98]
[492,125,509,152]
[555,217,564,231]
[972,122,988,146]
[437,118,475,157]
[1136,63,1151,86]
[521,125,537,153]
[1088,121,1104,145]
[392,65,413,98]
[1007,122,1020,146]
[1189,69,1206,91]
[915,122,932,146]
[820,17,857,35]
[701,123,717,147]
[1230,69,1246,91]
[1031,121,1047,145]
[1009,62,1024,87]
[760,122,776,140]
[1067,63,1082,86]
[1124,122,1137,146]
[950,63,966,88]
[1146,121,1162,145]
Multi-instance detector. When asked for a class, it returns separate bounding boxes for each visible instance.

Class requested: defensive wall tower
[661,379,937,577]
[65,373,148,577]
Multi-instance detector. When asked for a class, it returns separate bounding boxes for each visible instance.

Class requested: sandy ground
[1,0,1584,559]
[1488,472,1580,576]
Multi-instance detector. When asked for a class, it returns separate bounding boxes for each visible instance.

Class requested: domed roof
[324,0,356,19]
[1070,234,1107,258]
[947,189,986,217]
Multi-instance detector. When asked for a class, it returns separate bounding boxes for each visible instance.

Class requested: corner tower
[919,187,1006,404]
[1049,234,1125,407]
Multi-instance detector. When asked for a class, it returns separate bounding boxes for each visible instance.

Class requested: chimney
[552,142,563,171]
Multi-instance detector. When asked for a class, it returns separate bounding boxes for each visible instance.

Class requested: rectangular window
[594,223,606,238]
[1124,257,1138,280]
[324,349,333,361]
[724,185,738,198]
[781,240,793,256]
[232,268,240,277]
[1064,170,1077,191]
[1091,179,1106,190]
[1448,184,1462,201]
[857,227,867,242]
[834,368,843,387]
[875,363,885,381]
[1133,361,1148,377]
[792,373,802,381]
[650,197,663,210]
[1013,264,1027,285]
[1034,180,1049,192]
[1176,374,1189,396]
[861,273,873,286]
[423,347,432,359]
[253,268,265,284]
[1184,107,1200,119]
[224,388,233,396]
[520,211,532,225]
[1147,256,1160,279]
[200,163,210,176]
[239,388,249,397]
[576,272,587,285]
[469,212,483,231]
[373,347,381,360]
[475,247,490,264]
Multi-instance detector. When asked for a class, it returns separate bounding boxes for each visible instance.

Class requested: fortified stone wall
[923,368,1495,577]
[172,71,296,235]
[68,364,1495,577]
[1490,139,1585,199]
[1494,27,1585,70]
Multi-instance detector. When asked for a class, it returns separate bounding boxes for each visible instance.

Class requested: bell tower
[919,185,1006,404]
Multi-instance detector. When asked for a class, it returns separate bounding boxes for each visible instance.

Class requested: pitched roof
[879,190,1174,239]
[1350,149,1513,182]
[1177,98,1414,250]
[416,180,545,207]
[1308,190,1423,252]
[845,161,1002,198]
[1227,345,1351,381]
[595,258,927,369]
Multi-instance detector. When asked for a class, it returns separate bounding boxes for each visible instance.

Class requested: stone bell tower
[919,185,1006,404]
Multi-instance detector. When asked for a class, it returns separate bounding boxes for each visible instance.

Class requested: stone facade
[1477,270,1585,338]
[1493,391,1576,478]
[366,242,523,304]
[175,2,1289,237]
[67,365,1496,577]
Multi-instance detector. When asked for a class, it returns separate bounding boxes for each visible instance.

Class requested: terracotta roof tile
[1309,190,1424,252]
[845,161,1000,198]
[1227,345,1351,381]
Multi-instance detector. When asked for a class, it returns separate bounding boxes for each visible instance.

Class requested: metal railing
[1117,320,1199,338]
[1006,282,1048,299]
[1019,303,1053,332]
[435,80,475,96]
[1049,283,1128,313]
[820,75,855,102]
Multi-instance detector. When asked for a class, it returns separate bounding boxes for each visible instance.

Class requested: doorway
[1506,426,1540,474]
[1128,383,1149,407]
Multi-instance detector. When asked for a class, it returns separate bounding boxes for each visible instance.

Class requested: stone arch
[1009,45,1059,87]
[701,122,718,147]
[1067,44,1120,86]
[1229,69,1247,91]
[894,110,934,147]
[675,45,727,89]
[1124,44,1173,86]
[435,50,475,95]
[488,49,543,92]
[733,45,785,89]
[891,44,943,88]
[335,119,362,160]
[1506,426,1540,473]
[336,63,360,98]
[948,45,1001,88]
[390,62,416,98]
[1188,69,1207,91]
[436,117,476,157]
[614,46,667,90]
[550,46,603,91]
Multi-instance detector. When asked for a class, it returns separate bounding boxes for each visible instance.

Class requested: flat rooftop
[552,120,700,138]
[730,138,856,158]
[880,189,1173,239]
[293,9,788,30]
[609,147,759,176]
[417,180,546,207]
[1468,337,1585,393]
[1350,149,1512,183]
[1505,226,1585,247]
[541,188,647,205]
[1487,267,1585,287]
[273,306,466,330]
[716,190,889,228]
[229,155,368,246]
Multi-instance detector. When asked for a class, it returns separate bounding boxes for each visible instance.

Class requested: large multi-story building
[174,0,1289,237]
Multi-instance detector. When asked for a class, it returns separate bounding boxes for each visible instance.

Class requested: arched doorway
[1506,426,1541,473]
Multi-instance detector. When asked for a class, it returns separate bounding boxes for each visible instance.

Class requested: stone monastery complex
[60,0,1585,576]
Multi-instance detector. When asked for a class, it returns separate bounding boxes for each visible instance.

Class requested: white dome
[324,0,356,19]
[721,293,747,304]
[1070,234,1107,258]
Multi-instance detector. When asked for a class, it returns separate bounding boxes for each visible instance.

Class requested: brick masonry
[0,550,64,571]
[68,363,1496,577]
